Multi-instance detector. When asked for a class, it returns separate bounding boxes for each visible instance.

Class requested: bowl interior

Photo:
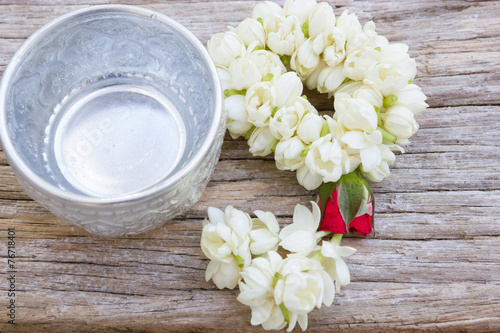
[2,6,219,198]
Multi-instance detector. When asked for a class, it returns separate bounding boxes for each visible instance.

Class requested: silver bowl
[0,5,224,236]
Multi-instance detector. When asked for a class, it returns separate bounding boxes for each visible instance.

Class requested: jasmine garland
[203,0,428,330]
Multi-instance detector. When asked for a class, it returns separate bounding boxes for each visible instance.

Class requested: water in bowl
[45,77,186,197]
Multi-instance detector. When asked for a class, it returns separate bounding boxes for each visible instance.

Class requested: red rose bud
[319,183,373,237]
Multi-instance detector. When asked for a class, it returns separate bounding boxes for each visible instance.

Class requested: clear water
[47,81,186,197]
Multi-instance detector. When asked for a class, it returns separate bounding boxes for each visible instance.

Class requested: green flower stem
[252,45,264,52]
[234,255,245,268]
[243,126,256,140]
[224,89,247,97]
[273,272,282,288]
[311,250,325,262]
[383,94,398,108]
[271,106,279,117]
[320,121,331,137]
[330,233,343,246]
[280,303,291,324]
[378,126,397,143]
[271,140,279,153]
[262,73,274,82]
[300,144,311,157]
[302,22,309,38]
[374,106,382,127]
[279,54,290,66]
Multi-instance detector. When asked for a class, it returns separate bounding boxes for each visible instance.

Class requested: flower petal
[279,230,315,254]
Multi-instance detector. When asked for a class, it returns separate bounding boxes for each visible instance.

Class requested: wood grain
[1,0,499,332]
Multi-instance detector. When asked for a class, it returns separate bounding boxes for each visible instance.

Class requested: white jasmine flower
[341,130,383,172]
[274,255,335,331]
[205,259,241,291]
[296,163,323,190]
[308,2,336,39]
[252,1,283,21]
[379,43,416,83]
[279,202,329,255]
[314,27,347,67]
[250,211,281,255]
[290,38,320,79]
[283,0,317,24]
[346,20,378,55]
[207,31,246,68]
[320,239,357,293]
[305,134,345,183]
[324,115,343,141]
[336,10,363,42]
[246,81,276,127]
[246,49,287,80]
[274,136,307,171]
[381,105,419,143]
[238,252,286,330]
[352,84,384,110]
[296,112,325,144]
[215,65,231,92]
[269,105,304,140]
[392,84,428,116]
[266,15,305,56]
[334,80,365,96]
[275,72,304,108]
[334,92,378,133]
[315,62,346,96]
[343,48,379,81]
[234,18,266,48]
[269,96,313,140]
[248,126,279,157]
[365,43,416,88]
[363,144,395,182]
[228,57,263,90]
[225,94,253,139]
[334,92,383,171]
[201,206,253,289]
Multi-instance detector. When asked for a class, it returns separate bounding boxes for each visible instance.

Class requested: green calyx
[271,106,279,117]
[271,140,279,153]
[378,126,397,143]
[330,233,343,246]
[383,94,398,108]
[224,89,247,97]
[252,45,264,52]
[300,144,311,157]
[302,22,309,38]
[279,54,290,66]
[311,250,325,262]
[262,73,274,82]
[320,121,331,137]
[234,255,245,268]
[273,272,282,288]
[243,126,256,140]
[280,303,291,324]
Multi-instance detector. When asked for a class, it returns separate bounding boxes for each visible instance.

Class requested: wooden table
[1,0,499,332]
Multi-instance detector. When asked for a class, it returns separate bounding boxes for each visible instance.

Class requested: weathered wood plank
[0,0,499,331]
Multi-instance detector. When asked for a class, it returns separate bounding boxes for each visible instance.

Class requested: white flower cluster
[208,0,428,190]
[201,202,356,331]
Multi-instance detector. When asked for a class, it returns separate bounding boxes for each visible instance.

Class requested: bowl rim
[0,4,223,205]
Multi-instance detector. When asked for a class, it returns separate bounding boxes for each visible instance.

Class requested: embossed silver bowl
[0,5,224,236]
